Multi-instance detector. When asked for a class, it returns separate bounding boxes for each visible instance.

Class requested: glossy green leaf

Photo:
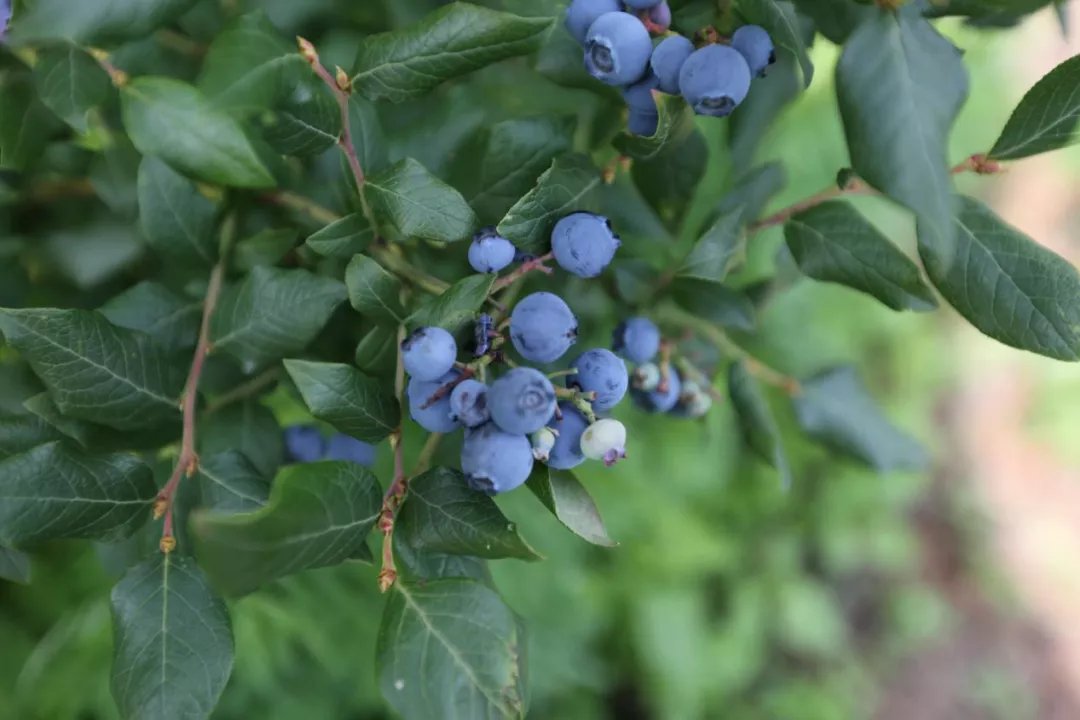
[0,308,184,431]
[729,56,802,171]
[199,400,284,478]
[736,0,814,86]
[408,274,495,333]
[0,74,56,171]
[364,158,477,243]
[678,209,746,283]
[398,467,541,560]
[100,282,201,351]
[305,213,375,258]
[210,267,346,368]
[121,78,276,189]
[728,361,792,488]
[0,442,156,547]
[352,3,552,102]
[9,0,198,45]
[346,255,408,323]
[631,128,707,221]
[377,579,528,720]
[283,360,400,443]
[919,195,1080,360]
[785,201,937,311]
[393,531,492,582]
[0,415,63,461]
[196,451,270,513]
[0,547,30,584]
[794,366,928,471]
[22,392,95,448]
[137,156,218,266]
[233,229,297,271]
[497,154,601,253]
[110,554,233,720]
[835,10,967,253]
[989,54,1080,160]
[355,325,400,376]
[258,78,340,157]
[191,461,382,596]
[613,94,697,161]
[349,95,390,177]
[671,279,756,332]
[715,162,788,226]
[32,44,110,132]
[526,467,616,547]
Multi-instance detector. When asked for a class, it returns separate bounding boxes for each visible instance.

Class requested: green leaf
[729,56,802,171]
[613,95,698,161]
[0,442,155,547]
[784,201,937,312]
[497,154,601,254]
[283,360,400,443]
[613,259,661,304]
[631,129,707,221]
[355,325,400,376]
[346,255,408,323]
[23,392,96,448]
[197,451,271,513]
[377,579,528,720]
[393,531,492,582]
[257,78,340,157]
[348,95,390,177]
[191,461,381,596]
[110,554,233,720]
[0,308,184,431]
[408,274,495,333]
[526,467,616,547]
[351,3,552,102]
[451,116,575,224]
[715,162,788,226]
[989,54,1080,160]
[364,158,478,243]
[0,74,57,171]
[0,415,63,461]
[210,267,346,369]
[100,282,201,351]
[9,0,198,45]
[305,213,375,258]
[233,228,297,271]
[0,547,31,584]
[199,400,284,478]
[678,208,746,283]
[735,0,814,86]
[671,279,756,332]
[919,195,1080,360]
[197,11,306,114]
[32,45,111,132]
[728,361,792,487]
[137,156,219,266]
[121,77,276,189]
[835,10,967,253]
[398,467,541,561]
[794,366,927,471]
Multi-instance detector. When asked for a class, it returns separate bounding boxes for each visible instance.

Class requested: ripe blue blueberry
[628,110,659,137]
[645,1,671,30]
[325,434,376,466]
[546,403,589,470]
[510,291,578,364]
[568,349,628,413]
[650,35,694,94]
[551,212,621,279]
[623,73,660,136]
[631,367,682,412]
[623,0,663,8]
[489,367,557,435]
[679,45,752,117]
[401,326,457,382]
[584,12,653,86]
[407,370,462,433]
[0,0,10,40]
[613,316,661,364]
[468,227,516,274]
[449,379,490,428]
[731,25,776,78]
[461,423,535,495]
[283,425,325,463]
[564,0,622,44]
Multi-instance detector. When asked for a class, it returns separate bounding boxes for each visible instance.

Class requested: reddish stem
[493,252,555,292]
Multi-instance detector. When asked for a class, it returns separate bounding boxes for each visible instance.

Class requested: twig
[492,252,555,292]
[205,367,280,414]
[377,326,409,593]
[413,432,443,476]
[155,29,206,58]
[87,48,128,87]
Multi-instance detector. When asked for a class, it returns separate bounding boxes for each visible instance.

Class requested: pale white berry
[580,418,627,466]
[530,427,557,462]
[632,363,661,391]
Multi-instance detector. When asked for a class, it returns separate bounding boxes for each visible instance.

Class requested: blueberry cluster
[402,215,632,496]
[284,425,377,466]
[614,317,714,419]
[566,0,776,135]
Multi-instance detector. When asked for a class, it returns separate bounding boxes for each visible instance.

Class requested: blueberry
[468,227,516,274]
[510,291,578,364]
[461,423,534,495]
[669,380,713,419]
[584,12,653,86]
[613,317,661,363]
[0,0,10,40]
[581,418,627,466]
[731,25,776,78]
[407,370,462,433]
[623,0,663,7]
[546,403,589,470]
[474,313,494,357]
[631,367,682,412]
[488,367,557,435]
[401,326,457,382]
[568,349,628,413]
[531,427,557,462]
[623,72,659,113]
[678,45,752,117]
[325,434,376,466]
[551,212,621,279]
[650,35,694,94]
[283,425,325,463]
[645,1,671,30]
[565,0,622,44]
[449,379,490,428]
[628,111,659,137]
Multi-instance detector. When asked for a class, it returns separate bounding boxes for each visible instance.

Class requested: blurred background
[2,2,1080,719]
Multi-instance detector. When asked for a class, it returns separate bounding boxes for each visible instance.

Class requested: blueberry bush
[1,0,1079,718]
